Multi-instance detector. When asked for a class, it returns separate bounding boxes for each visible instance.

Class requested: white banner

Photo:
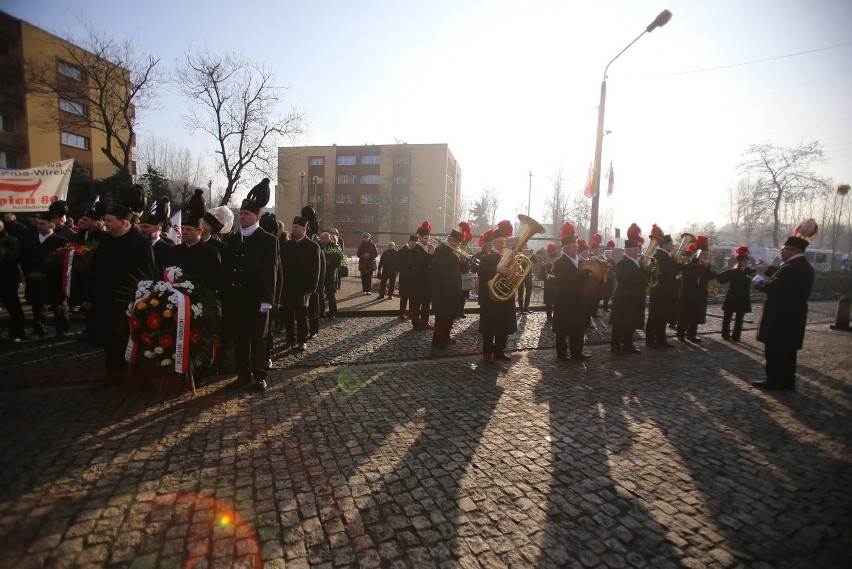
[168,210,182,244]
[0,159,74,212]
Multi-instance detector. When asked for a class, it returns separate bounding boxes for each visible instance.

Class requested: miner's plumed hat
[205,206,233,235]
[785,218,818,251]
[48,200,68,218]
[139,196,171,226]
[240,178,270,214]
[181,190,206,228]
[81,196,106,221]
[260,212,279,234]
[105,184,147,221]
[300,205,319,237]
[292,216,307,228]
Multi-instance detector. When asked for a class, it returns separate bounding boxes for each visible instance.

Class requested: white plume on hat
[207,205,234,234]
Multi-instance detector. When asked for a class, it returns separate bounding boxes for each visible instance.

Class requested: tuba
[641,235,662,288]
[487,214,545,302]
[675,232,696,265]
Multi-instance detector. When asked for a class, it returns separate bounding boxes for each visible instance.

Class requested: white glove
[259,302,272,313]
[751,274,765,285]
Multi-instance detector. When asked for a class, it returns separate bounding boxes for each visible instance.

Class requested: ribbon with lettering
[164,267,191,374]
[62,248,74,300]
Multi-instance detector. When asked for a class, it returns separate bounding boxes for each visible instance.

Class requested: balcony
[0,131,25,151]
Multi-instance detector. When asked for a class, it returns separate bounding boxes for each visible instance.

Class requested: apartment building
[276,143,461,247]
[0,11,132,177]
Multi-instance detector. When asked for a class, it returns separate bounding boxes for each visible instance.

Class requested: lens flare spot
[337,369,363,394]
[219,514,231,526]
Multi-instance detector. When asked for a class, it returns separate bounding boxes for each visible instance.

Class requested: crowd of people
[0,189,817,393]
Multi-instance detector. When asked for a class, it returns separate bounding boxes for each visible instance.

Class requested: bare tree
[137,135,210,204]
[175,48,306,206]
[738,141,826,247]
[544,169,570,238]
[468,186,500,237]
[26,22,161,176]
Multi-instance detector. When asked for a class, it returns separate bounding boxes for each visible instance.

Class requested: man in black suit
[609,238,647,355]
[553,233,592,361]
[48,200,76,241]
[752,233,815,391]
[221,179,279,392]
[138,197,174,273]
[21,213,69,338]
[82,187,155,384]
[429,230,463,347]
[0,219,25,342]
[279,215,321,351]
[645,233,677,348]
[476,229,517,363]
[409,222,433,330]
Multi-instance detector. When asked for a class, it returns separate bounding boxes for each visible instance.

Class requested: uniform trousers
[0,285,25,339]
[765,345,797,388]
[722,311,745,340]
[232,310,270,383]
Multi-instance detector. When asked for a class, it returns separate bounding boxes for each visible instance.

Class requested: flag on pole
[168,210,182,245]
[606,161,614,196]
[583,162,594,199]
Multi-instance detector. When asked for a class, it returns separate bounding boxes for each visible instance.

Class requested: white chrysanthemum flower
[168,292,181,306]
[153,346,164,354]
[144,351,155,359]
[126,302,134,316]
[160,358,172,367]
[191,303,203,318]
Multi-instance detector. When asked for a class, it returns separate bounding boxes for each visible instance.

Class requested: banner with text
[0,159,74,212]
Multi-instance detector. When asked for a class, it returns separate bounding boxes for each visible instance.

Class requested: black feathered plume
[246,178,270,209]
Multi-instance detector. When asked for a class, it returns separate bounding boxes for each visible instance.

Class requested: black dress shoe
[256,379,268,392]
[687,336,702,343]
[623,346,642,354]
[752,380,776,390]
[226,378,252,390]
[493,353,512,363]
[264,358,274,371]
[657,341,675,348]
[575,352,592,360]
[556,353,571,361]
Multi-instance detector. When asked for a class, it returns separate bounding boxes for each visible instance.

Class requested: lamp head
[312,175,319,184]
[300,171,305,179]
[647,9,672,32]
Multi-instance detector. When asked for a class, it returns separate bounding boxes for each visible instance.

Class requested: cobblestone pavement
[0,301,850,568]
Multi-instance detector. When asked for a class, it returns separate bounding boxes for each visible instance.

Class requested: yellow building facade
[0,11,131,178]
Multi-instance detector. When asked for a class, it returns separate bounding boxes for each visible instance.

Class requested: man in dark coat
[221,179,278,391]
[21,213,69,338]
[83,194,155,384]
[609,238,647,354]
[477,230,517,363]
[752,233,815,391]
[552,235,592,361]
[71,204,106,341]
[409,223,433,330]
[430,230,464,347]
[537,243,559,320]
[716,246,755,342]
[676,247,716,343]
[2,212,28,241]
[645,233,677,348]
[138,197,174,274]
[0,220,25,342]
[48,200,76,241]
[396,235,417,320]
[377,242,400,299]
[279,215,320,351]
[201,207,231,259]
[318,232,342,319]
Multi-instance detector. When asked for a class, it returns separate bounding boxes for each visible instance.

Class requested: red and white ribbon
[173,290,191,374]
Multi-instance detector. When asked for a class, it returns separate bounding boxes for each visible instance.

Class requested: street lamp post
[299,171,305,209]
[588,9,672,242]
[312,175,319,209]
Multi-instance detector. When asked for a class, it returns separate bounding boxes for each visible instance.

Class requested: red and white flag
[583,162,594,199]
[168,210,182,245]
[606,162,614,196]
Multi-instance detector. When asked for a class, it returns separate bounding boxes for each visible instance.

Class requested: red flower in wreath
[190,329,202,343]
[140,332,153,346]
[146,312,162,330]
[130,315,141,330]
[158,333,174,349]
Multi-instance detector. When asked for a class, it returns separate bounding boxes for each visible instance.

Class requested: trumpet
[427,236,474,262]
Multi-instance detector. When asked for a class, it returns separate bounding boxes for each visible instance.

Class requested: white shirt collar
[38,232,51,243]
[240,222,260,239]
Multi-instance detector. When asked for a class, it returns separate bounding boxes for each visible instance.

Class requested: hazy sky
[7,0,851,239]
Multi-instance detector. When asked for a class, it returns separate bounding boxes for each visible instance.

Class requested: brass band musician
[477,221,517,363]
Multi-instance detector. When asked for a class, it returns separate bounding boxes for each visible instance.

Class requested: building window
[337,155,356,166]
[360,174,380,185]
[336,211,352,222]
[337,174,355,184]
[0,114,15,133]
[360,194,379,205]
[309,156,324,165]
[0,151,19,169]
[57,61,84,81]
[359,213,376,223]
[336,194,353,204]
[393,175,409,185]
[361,155,380,165]
[61,131,90,150]
[393,195,409,204]
[393,155,410,165]
[394,214,408,225]
[59,98,87,117]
